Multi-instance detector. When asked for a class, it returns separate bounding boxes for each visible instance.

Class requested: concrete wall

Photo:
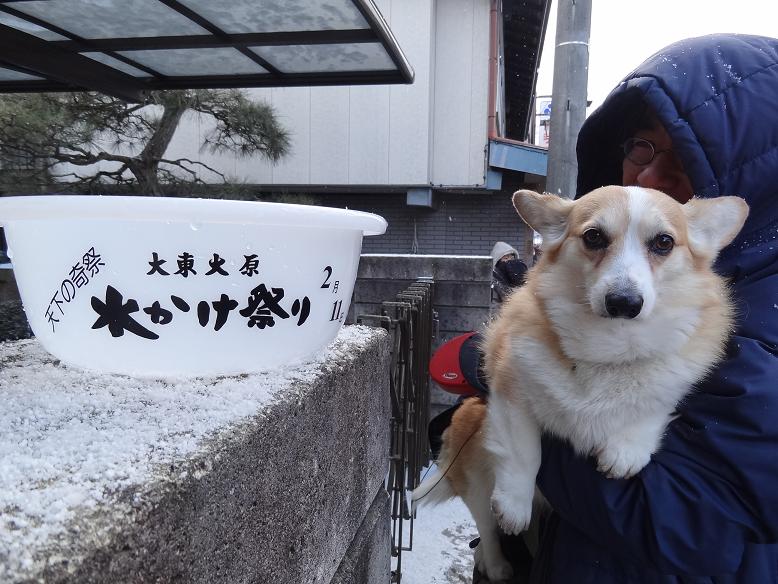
[0,267,19,302]
[0,300,31,342]
[0,269,30,342]
[0,327,392,584]
[348,254,492,408]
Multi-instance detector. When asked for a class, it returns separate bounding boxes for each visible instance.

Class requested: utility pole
[545,0,592,199]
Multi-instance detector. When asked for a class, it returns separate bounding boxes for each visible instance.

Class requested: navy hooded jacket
[533,34,778,583]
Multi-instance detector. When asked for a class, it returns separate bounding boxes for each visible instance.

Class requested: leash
[413,423,481,503]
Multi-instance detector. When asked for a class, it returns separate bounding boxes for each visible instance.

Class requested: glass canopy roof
[0,0,413,101]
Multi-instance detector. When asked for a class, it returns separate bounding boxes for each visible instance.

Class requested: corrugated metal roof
[0,0,413,101]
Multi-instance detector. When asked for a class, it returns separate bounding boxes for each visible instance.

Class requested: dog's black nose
[605,293,643,319]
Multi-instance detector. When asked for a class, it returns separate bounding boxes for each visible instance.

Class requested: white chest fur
[508,335,700,457]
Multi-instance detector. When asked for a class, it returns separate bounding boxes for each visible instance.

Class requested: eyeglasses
[621,137,672,166]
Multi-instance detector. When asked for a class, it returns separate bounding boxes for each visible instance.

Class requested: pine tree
[0,89,289,196]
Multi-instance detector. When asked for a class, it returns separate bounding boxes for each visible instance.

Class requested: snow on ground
[394,466,479,584]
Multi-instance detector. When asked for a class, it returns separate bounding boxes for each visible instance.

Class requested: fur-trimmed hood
[490,241,519,267]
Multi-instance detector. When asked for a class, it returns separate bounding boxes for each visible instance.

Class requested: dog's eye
[582,228,608,250]
[649,233,675,255]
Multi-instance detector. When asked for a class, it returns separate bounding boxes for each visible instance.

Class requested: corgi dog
[412,186,749,582]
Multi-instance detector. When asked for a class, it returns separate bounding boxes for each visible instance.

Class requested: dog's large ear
[682,196,749,257]
[513,190,574,245]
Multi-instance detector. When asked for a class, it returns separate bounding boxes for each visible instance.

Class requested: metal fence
[357,278,435,584]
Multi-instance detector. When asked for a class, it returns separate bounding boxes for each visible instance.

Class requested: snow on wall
[0,325,379,578]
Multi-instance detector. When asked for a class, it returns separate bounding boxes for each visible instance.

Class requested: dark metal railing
[357,278,435,584]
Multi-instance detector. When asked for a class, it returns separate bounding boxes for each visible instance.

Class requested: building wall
[160,0,492,189]
[53,0,502,194]
[431,0,491,186]
[322,191,530,258]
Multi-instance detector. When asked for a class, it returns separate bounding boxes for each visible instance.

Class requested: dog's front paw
[491,488,533,535]
[474,543,514,582]
[596,442,652,479]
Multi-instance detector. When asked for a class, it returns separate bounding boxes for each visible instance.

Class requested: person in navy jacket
[527,33,778,583]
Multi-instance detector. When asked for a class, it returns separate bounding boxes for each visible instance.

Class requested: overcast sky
[535,0,778,115]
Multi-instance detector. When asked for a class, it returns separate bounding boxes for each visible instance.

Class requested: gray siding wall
[151,0,493,189]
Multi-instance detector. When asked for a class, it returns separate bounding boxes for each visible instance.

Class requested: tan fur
[483,276,571,398]
[439,396,488,494]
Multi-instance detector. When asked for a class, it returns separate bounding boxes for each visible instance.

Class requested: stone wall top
[0,325,390,583]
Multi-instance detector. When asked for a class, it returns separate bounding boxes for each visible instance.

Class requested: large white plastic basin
[0,195,387,377]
